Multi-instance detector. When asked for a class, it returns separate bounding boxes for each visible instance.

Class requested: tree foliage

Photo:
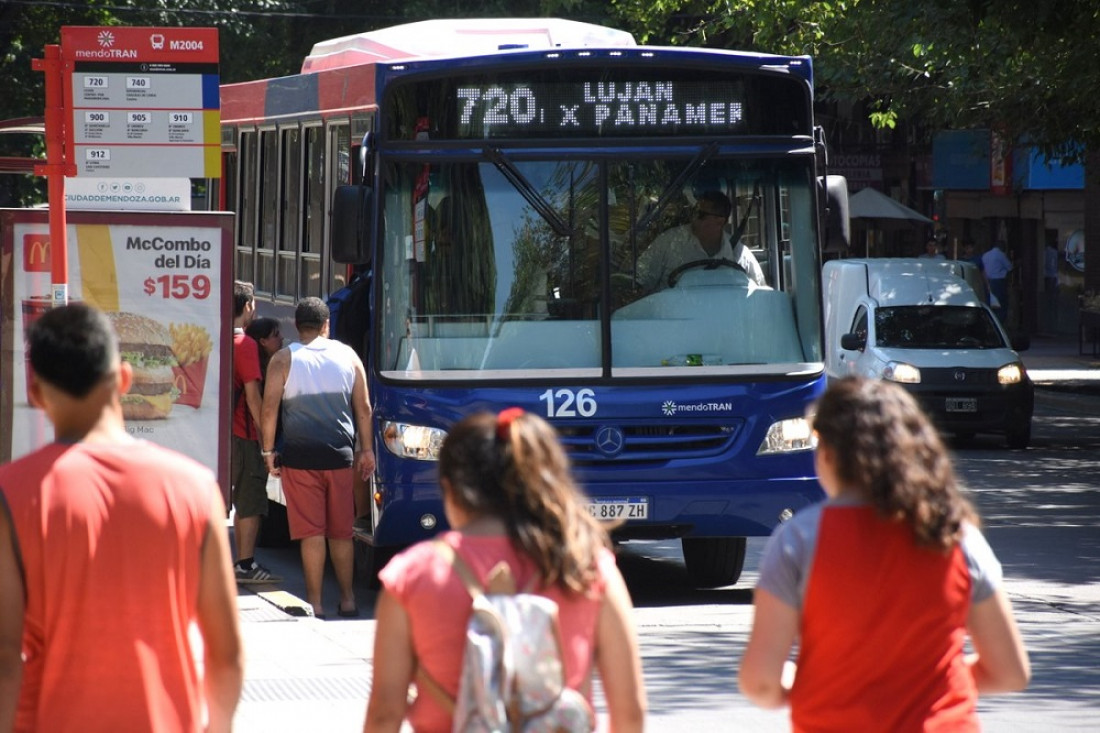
[2,0,1096,178]
[607,0,1100,163]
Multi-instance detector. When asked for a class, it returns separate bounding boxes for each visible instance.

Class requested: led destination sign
[386,68,810,141]
[457,81,744,138]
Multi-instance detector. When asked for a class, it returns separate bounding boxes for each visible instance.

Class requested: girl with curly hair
[739,377,1029,731]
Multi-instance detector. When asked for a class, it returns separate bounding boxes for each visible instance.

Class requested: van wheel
[1006,421,1031,449]
[682,537,747,588]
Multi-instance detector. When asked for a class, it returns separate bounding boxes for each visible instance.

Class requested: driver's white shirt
[637,224,765,290]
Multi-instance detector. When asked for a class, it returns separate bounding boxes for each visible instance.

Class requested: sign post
[31,26,220,307]
[17,28,227,487]
[31,45,75,307]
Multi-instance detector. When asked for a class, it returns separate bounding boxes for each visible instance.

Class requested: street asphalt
[229,328,1100,732]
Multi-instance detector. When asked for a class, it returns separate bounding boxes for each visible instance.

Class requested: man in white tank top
[260,297,375,619]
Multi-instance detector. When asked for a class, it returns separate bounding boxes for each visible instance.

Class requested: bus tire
[356,542,397,590]
[682,536,747,588]
[257,500,292,548]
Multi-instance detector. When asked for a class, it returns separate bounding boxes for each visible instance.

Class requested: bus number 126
[539,388,598,418]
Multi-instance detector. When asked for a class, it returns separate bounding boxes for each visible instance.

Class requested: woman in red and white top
[739,377,1030,732]
[363,409,646,733]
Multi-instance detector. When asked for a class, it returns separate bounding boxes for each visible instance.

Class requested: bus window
[302,125,325,297]
[277,127,302,299]
[236,131,258,286]
[378,159,602,376]
[328,124,352,294]
[257,129,279,294]
[608,159,819,370]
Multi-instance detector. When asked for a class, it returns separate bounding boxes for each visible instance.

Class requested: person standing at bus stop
[260,297,375,619]
[739,377,1029,730]
[232,280,281,584]
[0,303,243,732]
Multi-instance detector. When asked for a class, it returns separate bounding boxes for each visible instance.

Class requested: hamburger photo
[106,311,179,420]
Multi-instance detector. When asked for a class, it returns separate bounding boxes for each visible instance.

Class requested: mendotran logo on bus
[662,400,733,417]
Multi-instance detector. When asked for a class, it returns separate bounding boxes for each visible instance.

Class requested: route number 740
[539,388,598,418]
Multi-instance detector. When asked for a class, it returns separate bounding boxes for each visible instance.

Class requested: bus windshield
[377,155,822,379]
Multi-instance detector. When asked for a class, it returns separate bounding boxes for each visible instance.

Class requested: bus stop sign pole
[32,44,73,307]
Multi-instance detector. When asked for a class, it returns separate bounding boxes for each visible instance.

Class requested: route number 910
[539,388,597,418]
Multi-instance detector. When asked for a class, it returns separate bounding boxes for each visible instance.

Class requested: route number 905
[539,388,597,418]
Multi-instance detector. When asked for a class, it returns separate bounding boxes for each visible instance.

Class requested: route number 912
[539,388,597,418]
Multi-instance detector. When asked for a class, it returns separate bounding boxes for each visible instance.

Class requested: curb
[255,589,315,618]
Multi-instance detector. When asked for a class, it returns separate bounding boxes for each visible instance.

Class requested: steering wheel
[667,258,745,288]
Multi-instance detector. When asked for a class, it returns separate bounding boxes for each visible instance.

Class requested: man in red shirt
[232,280,281,583]
[0,303,243,731]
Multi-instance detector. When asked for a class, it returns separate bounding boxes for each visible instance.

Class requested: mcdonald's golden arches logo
[23,234,50,272]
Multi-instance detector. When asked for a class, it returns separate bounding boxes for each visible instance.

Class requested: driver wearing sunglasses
[637,190,765,291]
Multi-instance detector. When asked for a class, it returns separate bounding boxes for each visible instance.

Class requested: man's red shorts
[280,466,355,540]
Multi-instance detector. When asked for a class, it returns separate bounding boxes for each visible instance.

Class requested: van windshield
[875,306,1005,349]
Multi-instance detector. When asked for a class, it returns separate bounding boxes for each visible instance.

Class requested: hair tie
[496,407,524,442]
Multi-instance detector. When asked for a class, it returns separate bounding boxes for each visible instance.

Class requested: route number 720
[539,388,598,418]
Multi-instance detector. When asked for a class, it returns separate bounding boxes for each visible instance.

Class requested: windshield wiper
[483,147,570,237]
[629,141,720,238]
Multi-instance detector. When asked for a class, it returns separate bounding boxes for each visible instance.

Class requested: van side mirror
[840,332,865,351]
[819,175,850,253]
[331,185,372,265]
[1010,333,1030,352]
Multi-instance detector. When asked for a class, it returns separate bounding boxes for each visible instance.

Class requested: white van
[822,258,1033,448]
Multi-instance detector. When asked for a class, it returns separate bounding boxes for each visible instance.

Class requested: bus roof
[301,18,637,73]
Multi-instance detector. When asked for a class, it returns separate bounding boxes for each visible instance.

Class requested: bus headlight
[997,363,1025,385]
[757,417,816,455]
[382,421,447,461]
[883,361,921,383]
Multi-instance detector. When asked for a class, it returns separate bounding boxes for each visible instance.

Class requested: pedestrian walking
[231,280,281,584]
[982,241,1013,323]
[0,303,243,732]
[739,377,1029,731]
[260,297,375,619]
[363,409,646,733]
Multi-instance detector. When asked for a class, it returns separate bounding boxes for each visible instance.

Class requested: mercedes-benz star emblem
[594,426,625,457]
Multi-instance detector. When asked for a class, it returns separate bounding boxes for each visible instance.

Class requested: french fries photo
[169,322,212,408]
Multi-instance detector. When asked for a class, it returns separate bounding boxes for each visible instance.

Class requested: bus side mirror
[331,185,372,265]
[819,175,850,253]
[840,332,865,351]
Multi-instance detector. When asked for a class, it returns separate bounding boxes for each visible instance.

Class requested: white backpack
[416,541,595,733]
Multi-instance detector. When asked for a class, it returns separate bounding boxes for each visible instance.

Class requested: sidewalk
[230,332,1100,731]
[234,591,375,732]
[1020,332,1100,394]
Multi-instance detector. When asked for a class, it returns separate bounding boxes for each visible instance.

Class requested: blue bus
[219,19,848,586]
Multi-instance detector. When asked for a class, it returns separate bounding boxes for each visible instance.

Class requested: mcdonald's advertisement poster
[1,209,233,484]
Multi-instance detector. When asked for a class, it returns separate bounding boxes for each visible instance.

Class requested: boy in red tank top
[0,303,243,732]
